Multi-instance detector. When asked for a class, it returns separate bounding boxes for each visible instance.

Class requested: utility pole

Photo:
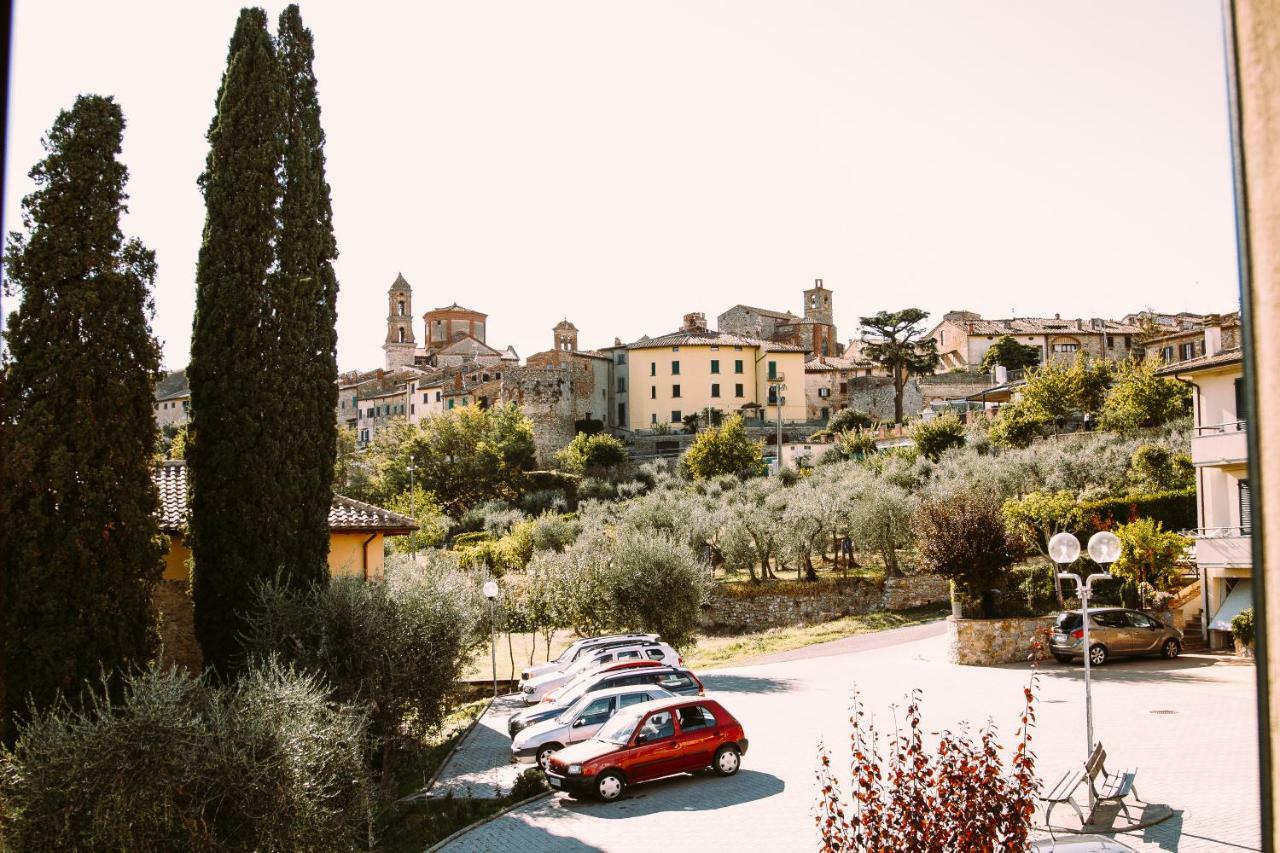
[408,459,416,562]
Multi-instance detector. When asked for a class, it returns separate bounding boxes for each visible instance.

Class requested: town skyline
[3,0,1242,373]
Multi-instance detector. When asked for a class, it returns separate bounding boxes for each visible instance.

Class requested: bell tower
[804,278,833,325]
[384,272,417,370]
[553,319,579,352]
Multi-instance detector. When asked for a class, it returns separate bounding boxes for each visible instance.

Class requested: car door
[567,695,615,743]
[1091,611,1132,653]
[1123,611,1163,653]
[673,705,720,771]
[627,710,681,782]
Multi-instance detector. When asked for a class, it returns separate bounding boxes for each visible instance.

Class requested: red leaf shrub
[815,682,1040,851]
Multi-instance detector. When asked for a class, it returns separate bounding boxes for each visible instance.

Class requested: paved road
[425,694,526,799]
[438,624,1261,852]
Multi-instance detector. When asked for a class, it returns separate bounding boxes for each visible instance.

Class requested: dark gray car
[1050,607,1183,665]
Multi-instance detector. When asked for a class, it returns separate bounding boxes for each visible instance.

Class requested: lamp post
[408,459,416,561]
[1049,530,1122,781]
[769,376,785,474]
[483,579,499,698]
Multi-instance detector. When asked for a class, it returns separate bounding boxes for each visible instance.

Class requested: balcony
[1191,420,1247,467]
[1192,527,1252,569]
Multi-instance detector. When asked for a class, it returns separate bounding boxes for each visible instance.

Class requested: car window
[639,711,675,742]
[1125,612,1158,629]
[1055,613,1082,632]
[657,673,693,691]
[646,648,666,660]
[619,692,652,708]
[613,673,653,687]
[1093,612,1128,629]
[617,650,641,660]
[677,705,716,731]
[579,696,613,717]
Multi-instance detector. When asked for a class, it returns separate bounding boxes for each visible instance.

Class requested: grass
[681,604,949,670]
[462,628,579,682]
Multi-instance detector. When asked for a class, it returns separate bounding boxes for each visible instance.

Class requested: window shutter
[1240,480,1252,535]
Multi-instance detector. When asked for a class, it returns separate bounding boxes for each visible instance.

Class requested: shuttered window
[1240,480,1252,535]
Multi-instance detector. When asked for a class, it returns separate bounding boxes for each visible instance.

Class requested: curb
[396,696,494,807]
[425,791,554,852]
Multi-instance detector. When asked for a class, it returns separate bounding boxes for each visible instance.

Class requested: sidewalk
[424,693,527,799]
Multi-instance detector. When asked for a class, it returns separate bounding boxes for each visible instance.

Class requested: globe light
[483,580,499,599]
[1047,531,1081,565]
[1087,531,1122,566]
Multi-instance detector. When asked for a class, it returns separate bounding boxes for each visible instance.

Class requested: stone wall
[847,376,922,420]
[699,574,950,633]
[154,579,203,673]
[946,615,1055,666]
[499,365,578,465]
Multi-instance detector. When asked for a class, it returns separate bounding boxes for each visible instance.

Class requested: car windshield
[557,677,593,707]
[556,694,593,724]
[596,709,643,745]
[1056,613,1083,632]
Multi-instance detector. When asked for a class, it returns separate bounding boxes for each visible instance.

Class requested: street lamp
[483,580,499,698]
[1050,530,1122,793]
[408,459,416,561]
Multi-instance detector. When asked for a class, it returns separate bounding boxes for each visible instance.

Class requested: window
[656,673,694,691]
[672,384,681,398]
[650,386,656,399]
[1179,342,1196,360]
[1160,346,1174,363]
[340,400,345,409]
[615,352,626,365]
[1093,611,1128,629]
[435,391,442,402]
[711,383,720,398]
[617,377,627,393]
[672,360,680,375]
[677,705,716,731]
[397,300,405,317]
[398,327,406,343]
[645,649,665,660]
[1125,612,1159,629]
[423,392,429,403]
[1235,378,1247,423]
[671,346,680,352]
[820,407,829,420]
[710,359,720,374]
[639,711,675,741]
[651,413,657,424]
[578,697,615,724]
[768,360,777,379]
[448,399,455,409]
[617,650,642,660]
[620,691,654,707]
[410,404,415,415]
[735,383,744,398]
[650,362,656,377]
[767,387,778,405]
[618,403,626,423]
[839,382,847,394]
[818,387,830,398]
[1053,343,1079,353]
[734,359,744,374]
[671,410,681,423]
[1241,479,1252,534]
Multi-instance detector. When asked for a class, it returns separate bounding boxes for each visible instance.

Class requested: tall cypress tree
[271,4,339,587]
[188,8,287,676]
[0,96,165,741]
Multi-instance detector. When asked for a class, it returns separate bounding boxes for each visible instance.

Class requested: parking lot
[436,622,1261,852]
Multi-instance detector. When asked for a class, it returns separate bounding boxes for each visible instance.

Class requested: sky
[3,0,1242,372]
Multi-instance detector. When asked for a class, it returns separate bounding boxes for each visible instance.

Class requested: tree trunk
[507,630,515,680]
[529,634,536,666]
[893,367,906,424]
[883,545,902,579]
[1049,560,1066,609]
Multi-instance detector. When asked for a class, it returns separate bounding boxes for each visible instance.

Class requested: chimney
[1204,325,1223,356]
[1054,313,1061,320]
[683,312,707,332]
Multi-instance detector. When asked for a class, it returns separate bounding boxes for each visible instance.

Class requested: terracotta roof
[723,304,797,321]
[805,355,875,372]
[626,328,807,352]
[942,316,1144,336]
[430,303,486,315]
[1156,349,1244,376]
[154,388,191,403]
[152,462,416,534]
[439,335,502,357]
[388,272,411,293]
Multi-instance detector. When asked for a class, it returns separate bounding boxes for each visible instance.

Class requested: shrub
[607,530,711,648]
[911,412,966,461]
[509,766,550,800]
[1232,608,1255,647]
[682,414,764,479]
[828,408,873,433]
[531,512,579,552]
[913,490,1015,606]
[988,402,1049,448]
[1110,517,1191,590]
[1126,444,1194,493]
[241,562,484,786]
[0,662,371,851]
[816,686,1039,851]
[573,417,604,436]
[385,486,452,553]
[556,432,627,474]
[1099,358,1191,433]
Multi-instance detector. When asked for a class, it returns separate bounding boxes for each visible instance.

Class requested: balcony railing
[1190,527,1252,569]
[1194,420,1246,436]
[1190,421,1248,466]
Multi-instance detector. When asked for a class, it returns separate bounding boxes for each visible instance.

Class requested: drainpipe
[360,532,377,581]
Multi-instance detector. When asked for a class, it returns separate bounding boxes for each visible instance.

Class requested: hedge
[1078,488,1197,535]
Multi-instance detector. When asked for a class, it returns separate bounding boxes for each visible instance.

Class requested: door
[673,705,721,771]
[627,710,681,782]
[568,696,615,743]
[1092,610,1135,653]
[1123,611,1163,653]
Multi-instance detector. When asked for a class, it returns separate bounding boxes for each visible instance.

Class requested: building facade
[625,313,807,431]
[928,311,1144,371]
[1159,323,1251,651]
[718,279,841,357]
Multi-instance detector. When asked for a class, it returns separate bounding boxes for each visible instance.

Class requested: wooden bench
[1042,742,1140,831]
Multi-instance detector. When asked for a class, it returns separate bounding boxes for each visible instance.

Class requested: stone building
[155,389,190,429]
[1140,312,1241,367]
[927,310,1145,371]
[525,320,612,429]
[803,355,908,421]
[718,279,842,357]
[380,273,518,371]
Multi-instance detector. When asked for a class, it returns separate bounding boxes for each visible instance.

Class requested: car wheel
[596,770,626,802]
[536,744,562,773]
[1162,639,1181,659]
[713,745,741,777]
[1053,653,1072,664]
[1088,644,1108,666]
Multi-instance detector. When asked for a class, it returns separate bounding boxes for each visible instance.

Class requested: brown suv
[1049,607,1183,665]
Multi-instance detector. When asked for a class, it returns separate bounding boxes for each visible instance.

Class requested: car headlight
[567,764,583,776]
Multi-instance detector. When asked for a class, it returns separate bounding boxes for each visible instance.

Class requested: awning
[1209,579,1252,632]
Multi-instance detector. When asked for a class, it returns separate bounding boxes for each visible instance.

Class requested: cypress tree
[270,4,339,587]
[188,8,287,676]
[0,96,165,741]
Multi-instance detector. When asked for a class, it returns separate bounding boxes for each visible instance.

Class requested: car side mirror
[635,733,649,745]
[572,718,587,728]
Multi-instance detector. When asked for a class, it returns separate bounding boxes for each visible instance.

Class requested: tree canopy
[858,309,940,423]
[980,335,1041,372]
[682,414,764,479]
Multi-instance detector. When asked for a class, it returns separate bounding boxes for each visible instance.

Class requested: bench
[1041,742,1140,831]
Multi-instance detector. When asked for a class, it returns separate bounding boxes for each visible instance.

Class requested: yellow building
[626,313,807,431]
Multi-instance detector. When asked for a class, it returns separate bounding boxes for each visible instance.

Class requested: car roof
[572,684,674,702]
[585,642,665,658]
[595,665,679,683]
[575,633,659,648]
[611,696,718,718]
[1061,607,1129,615]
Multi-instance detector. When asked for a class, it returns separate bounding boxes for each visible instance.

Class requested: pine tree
[270,4,340,587]
[859,309,941,424]
[1,96,164,741]
[188,8,287,676]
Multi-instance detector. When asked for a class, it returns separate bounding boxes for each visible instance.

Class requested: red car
[545,696,747,801]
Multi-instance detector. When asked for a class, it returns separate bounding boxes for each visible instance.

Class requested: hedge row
[1078,488,1197,534]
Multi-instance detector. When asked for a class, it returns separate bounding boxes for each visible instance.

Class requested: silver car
[512,685,675,771]
[1050,607,1183,666]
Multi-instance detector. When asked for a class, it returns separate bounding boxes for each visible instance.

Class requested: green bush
[1078,489,1197,536]
[1232,608,1255,647]
[556,432,627,474]
[0,662,370,851]
[910,412,966,461]
[988,402,1049,448]
[682,414,764,480]
[828,408,873,433]
[509,767,550,800]
[912,490,1015,608]
[241,562,484,786]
